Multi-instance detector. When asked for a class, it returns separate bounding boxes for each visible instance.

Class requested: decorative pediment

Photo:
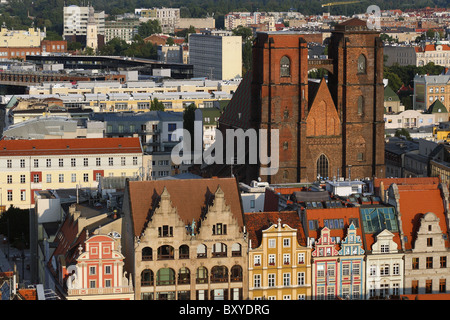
[312,227,339,257]
[339,222,365,256]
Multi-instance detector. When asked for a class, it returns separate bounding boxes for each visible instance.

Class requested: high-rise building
[188,31,242,80]
[63,5,105,39]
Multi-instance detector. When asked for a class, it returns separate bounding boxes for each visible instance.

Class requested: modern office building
[189,31,242,80]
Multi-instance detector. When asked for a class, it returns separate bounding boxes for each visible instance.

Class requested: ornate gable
[140,186,186,241]
[339,222,365,256]
[198,185,241,237]
[371,229,398,254]
[312,227,339,257]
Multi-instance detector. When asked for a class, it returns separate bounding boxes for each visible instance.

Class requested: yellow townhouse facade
[245,211,312,300]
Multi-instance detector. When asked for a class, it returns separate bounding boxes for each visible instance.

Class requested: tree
[44,30,63,41]
[384,71,403,92]
[150,98,165,111]
[184,25,197,42]
[138,19,162,39]
[166,37,175,46]
[0,206,29,249]
[232,26,254,74]
[67,41,83,52]
[395,128,412,141]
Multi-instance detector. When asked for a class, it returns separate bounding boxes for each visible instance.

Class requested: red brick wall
[252,23,385,184]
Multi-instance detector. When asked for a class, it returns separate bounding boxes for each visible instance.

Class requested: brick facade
[251,18,385,183]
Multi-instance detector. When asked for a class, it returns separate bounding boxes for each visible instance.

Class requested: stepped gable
[127,177,244,237]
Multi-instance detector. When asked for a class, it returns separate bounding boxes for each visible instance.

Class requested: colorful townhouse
[47,201,133,300]
[311,226,340,300]
[305,206,363,300]
[245,211,312,300]
[338,223,365,299]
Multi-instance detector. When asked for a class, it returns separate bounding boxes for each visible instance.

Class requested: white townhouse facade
[0,137,142,210]
[365,229,404,299]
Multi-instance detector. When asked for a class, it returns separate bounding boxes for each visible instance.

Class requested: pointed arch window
[317,154,329,179]
[280,56,291,77]
[357,54,366,74]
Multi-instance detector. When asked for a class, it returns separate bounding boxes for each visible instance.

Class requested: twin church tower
[214,18,386,184]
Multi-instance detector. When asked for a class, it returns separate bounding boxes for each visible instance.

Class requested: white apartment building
[189,31,242,80]
[63,5,105,38]
[384,109,436,129]
[224,12,275,30]
[0,137,142,210]
[137,7,180,33]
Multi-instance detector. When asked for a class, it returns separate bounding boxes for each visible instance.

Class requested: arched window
[230,265,243,282]
[211,266,228,283]
[197,244,207,258]
[142,247,152,261]
[280,56,290,77]
[179,245,189,259]
[196,266,208,284]
[157,245,174,260]
[357,96,364,115]
[141,269,154,286]
[317,154,329,179]
[357,54,366,74]
[156,268,176,286]
[231,243,242,257]
[212,243,227,257]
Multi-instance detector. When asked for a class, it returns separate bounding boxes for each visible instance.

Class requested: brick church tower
[213,18,385,184]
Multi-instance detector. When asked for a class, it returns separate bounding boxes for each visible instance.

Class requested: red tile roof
[17,288,37,300]
[397,188,447,250]
[0,137,142,156]
[127,177,244,238]
[306,207,362,241]
[244,211,307,248]
[414,44,450,52]
[374,177,440,189]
